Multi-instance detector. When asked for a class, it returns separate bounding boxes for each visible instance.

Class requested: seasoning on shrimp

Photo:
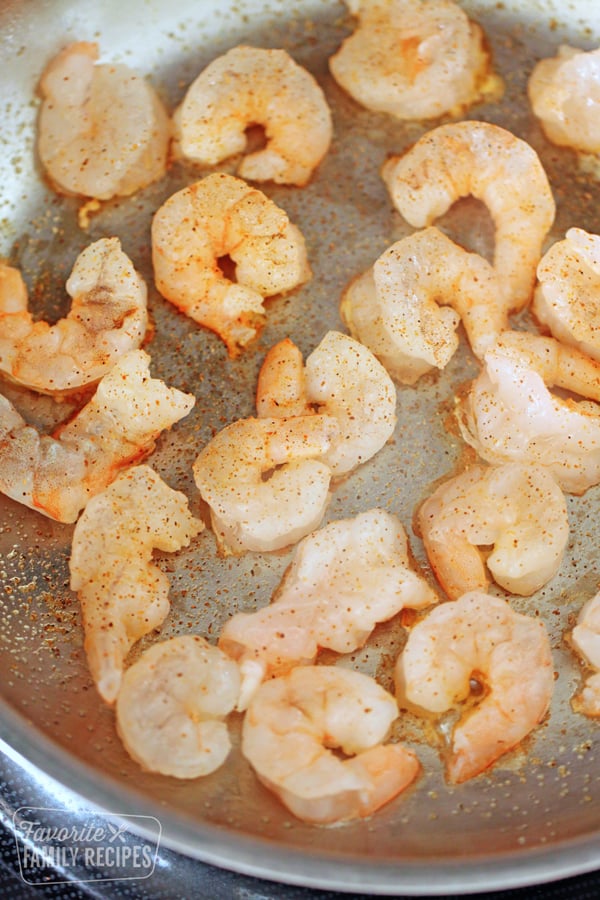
[37,42,170,202]
[173,45,332,186]
[70,465,203,704]
[219,508,437,708]
[242,665,420,824]
[395,591,554,783]
[0,238,148,395]
[570,592,600,717]
[151,173,311,357]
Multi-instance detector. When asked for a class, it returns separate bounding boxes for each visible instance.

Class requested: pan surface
[1,0,600,894]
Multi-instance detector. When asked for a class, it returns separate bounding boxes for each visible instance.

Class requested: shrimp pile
[0,349,194,522]
[116,635,241,778]
[417,463,569,599]
[219,508,437,707]
[173,45,332,186]
[340,227,506,384]
[0,238,148,394]
[242,665,420,824]
[151,173,311,356]
[570,592,600,717]
[329,0,498,120]
[37,42,170,201]
[70,465,203,704]
[396,592,554,783]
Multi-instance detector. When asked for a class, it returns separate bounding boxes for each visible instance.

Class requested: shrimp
[173,45,332,186]
[395,591,554,783]
[533,228,600,361]
[116,635,241,779]
[457,333,600,494]
[69,465,203,704]
[241,665,420,824]
[417,463,569,599]
[340,227,506,385]
[570,592,600,717]
[528,45,600,157]
[329,0,499,120]
[37,42,170,201]
[381,121,555,312]
[0,238,148,395]
[0,349,195,522]
[192,414,339,555]
[219,508,437,708]
[151,173,311,357]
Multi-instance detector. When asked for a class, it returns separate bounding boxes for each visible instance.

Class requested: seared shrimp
[192,414,338,555]
[381,121,555,311]
[38,42,170,201]
[173,45,332,186]
[571,592,600,716]
[242,665,420,824]
[0,349,194,522]
[151,173,311,356]
[396,591,554,783]
[534,228,600,361]
[528,45,600,157]
[329,0,498,120]
[219,508,437,708]
[70,465,203,704]
[417,463,569,599]
[116,635,241,778]
[340,227,506,384]
[0,238,148,395]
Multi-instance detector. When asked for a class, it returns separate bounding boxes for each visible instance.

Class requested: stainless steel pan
[1,0,599,893]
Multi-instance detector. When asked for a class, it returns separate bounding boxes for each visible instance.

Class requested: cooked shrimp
[0,238,148,395]
[173,45,332,186]
[219,508,437,708]
[116,635,241,778]
[381,121,555,311]
[0,349,195,522]
[528,45,600,156]
[417,463,569,599]
[395,591,554,783]
[329,0,498,120]
[192,414,338,555]
[570,592,600,716]
[533,228,600,361]
[340,227,506,384]
[70,465,203,704]
[242,665,420,823]
[151,173,311,357]
[38,42,170,201]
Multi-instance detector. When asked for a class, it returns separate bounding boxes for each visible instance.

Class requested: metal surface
[0,0,599,894]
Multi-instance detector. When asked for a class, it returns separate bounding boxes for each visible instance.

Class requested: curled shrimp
[528,45,600,157]
[570,592,600,717]
[395,591,554,783]
[0,349,195,522]
[151,173,311,357]
[329,0,498,120]
[173,45,332,186]
[38,42,170,201]
[381,121,555,311]
[533,228,600,361]
[116,635,241,778]
[340,227,506,385]
[192,414,339,555]
[0,238,148,395]
[219,508,437,708]
[457,331,600,494]
[69,465,203,704]
[417,463,569,599]
[242,665,420,824]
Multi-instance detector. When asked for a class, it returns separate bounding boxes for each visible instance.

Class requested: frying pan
[1,0,599,894]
